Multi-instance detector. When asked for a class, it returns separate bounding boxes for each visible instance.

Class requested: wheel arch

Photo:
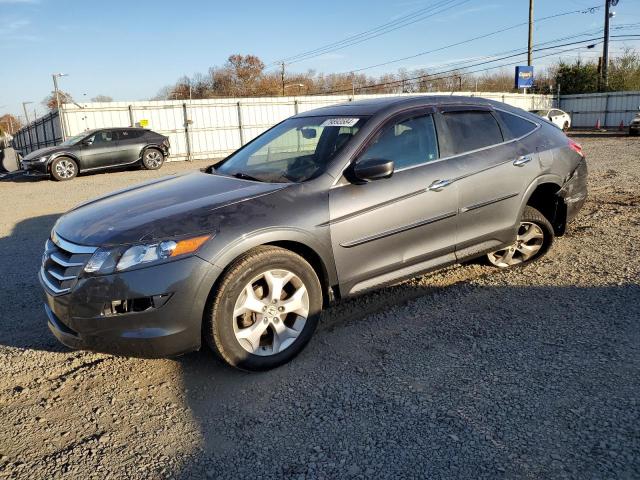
[139,144,165,162]
[48,152,81,173]
[520,176,567,236]
[203,229,338,308]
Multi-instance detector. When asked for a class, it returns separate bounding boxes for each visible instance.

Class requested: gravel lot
[1,136,639,479]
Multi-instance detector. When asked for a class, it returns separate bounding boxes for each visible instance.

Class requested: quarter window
[494,110,537,140]
[359,114,439,170]
[442,111,503,155]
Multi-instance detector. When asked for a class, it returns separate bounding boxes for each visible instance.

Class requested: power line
[343,5,604,74]
[310,35,640,95]
[271,0,472,67]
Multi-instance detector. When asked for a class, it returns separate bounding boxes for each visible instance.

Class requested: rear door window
[442,111,503,155]
[117,129,144,141]
[494,110,538,140]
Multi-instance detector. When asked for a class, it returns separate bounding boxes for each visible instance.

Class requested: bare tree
[91,95,113,102]
[0,113,22,135]
[42,90,74,111]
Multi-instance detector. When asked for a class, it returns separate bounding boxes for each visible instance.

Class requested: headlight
[35,155,50,163]
[84,234,211,275]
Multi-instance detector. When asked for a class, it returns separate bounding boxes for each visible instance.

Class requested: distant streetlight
[22,101,33,124]
[52,73,68,111]
[52,73,68,139]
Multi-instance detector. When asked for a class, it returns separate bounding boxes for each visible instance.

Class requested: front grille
[40,233,96,295]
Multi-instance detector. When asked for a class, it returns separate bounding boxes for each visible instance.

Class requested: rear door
[440,107,541,259]
[329,110,460,295]
[115,129,145,163]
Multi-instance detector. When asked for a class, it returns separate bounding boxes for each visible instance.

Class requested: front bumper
[21,159,49,175]
[630,124,640,134]
[41,255,221,358]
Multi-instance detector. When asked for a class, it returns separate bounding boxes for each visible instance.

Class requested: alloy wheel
[487,221,545,268]
[55,159,76,179]
[145,150,162,168]
[232,269,309,356]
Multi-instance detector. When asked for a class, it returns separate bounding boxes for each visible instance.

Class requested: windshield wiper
[233,172,263,182]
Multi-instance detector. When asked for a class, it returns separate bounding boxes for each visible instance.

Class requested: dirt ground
[0,136,639,479]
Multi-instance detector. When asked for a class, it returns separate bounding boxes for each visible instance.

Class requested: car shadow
[173,282,640,478]
[0,213,68,352]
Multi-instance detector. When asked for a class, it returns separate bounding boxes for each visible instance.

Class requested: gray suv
[20,127,169,180]
[40,96,588,370]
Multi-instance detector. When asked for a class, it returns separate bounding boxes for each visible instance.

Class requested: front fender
[199,226,337,287]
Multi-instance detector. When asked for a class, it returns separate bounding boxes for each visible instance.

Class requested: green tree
[554,60,599,94]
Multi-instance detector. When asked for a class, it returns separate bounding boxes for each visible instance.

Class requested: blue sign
[515,66,534,89]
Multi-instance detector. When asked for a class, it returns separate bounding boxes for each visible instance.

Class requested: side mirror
[353,158,394,182]
[82,138,93,146]
[299,128,317,139]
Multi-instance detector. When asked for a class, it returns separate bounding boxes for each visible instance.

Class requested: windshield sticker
[320,118,359,128]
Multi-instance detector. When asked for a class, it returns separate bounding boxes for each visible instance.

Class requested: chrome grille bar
[41,231,96,296]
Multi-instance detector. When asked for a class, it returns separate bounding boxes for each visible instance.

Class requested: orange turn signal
[170,234,211,257]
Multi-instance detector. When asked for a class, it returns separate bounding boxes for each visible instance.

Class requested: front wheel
[204,246,322,371]
[50,157,78,181]
[487,206,554,268]
[141,148,164,170]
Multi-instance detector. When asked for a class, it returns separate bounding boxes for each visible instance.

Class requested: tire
[204,246,322,371]
[141,148,164,170]
[487,206,554,268]
[563,121,570,132]
[50,157,78,181]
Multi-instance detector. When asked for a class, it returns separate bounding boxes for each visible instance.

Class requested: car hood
[23,145,73,161]
[53,172,288,246]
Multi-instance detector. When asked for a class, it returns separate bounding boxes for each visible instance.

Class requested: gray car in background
[40,96,587,370]
[20,127,170,180]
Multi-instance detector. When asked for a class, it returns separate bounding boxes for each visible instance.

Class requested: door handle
[513,155,533,167]
[428,179,452,191]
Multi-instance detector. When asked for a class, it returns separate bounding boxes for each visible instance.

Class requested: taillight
[568,138,583,157]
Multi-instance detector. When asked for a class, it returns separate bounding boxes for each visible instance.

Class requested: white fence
[14,92,554,160]
[559,91,640,128]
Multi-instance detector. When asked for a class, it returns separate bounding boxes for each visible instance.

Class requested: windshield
[59,133,89,146]
[215,116,368,183]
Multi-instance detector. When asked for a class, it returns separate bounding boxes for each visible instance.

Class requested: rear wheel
[204,246,322,371]
[487,206,554,268]
[142,148,164,170]
[50,157,77,181]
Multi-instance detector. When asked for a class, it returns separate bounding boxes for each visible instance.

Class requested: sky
[1,0,639,121]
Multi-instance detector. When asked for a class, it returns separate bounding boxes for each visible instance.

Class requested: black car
[41,96,587,371]
[20,128,170,180]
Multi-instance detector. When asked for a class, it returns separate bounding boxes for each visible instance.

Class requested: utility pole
[527,0,534,66]
[601,0,618,91]
[280,62,286,96]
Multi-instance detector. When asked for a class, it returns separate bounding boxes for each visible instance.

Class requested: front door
[79,130,120,168]
[329,111,460,296]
